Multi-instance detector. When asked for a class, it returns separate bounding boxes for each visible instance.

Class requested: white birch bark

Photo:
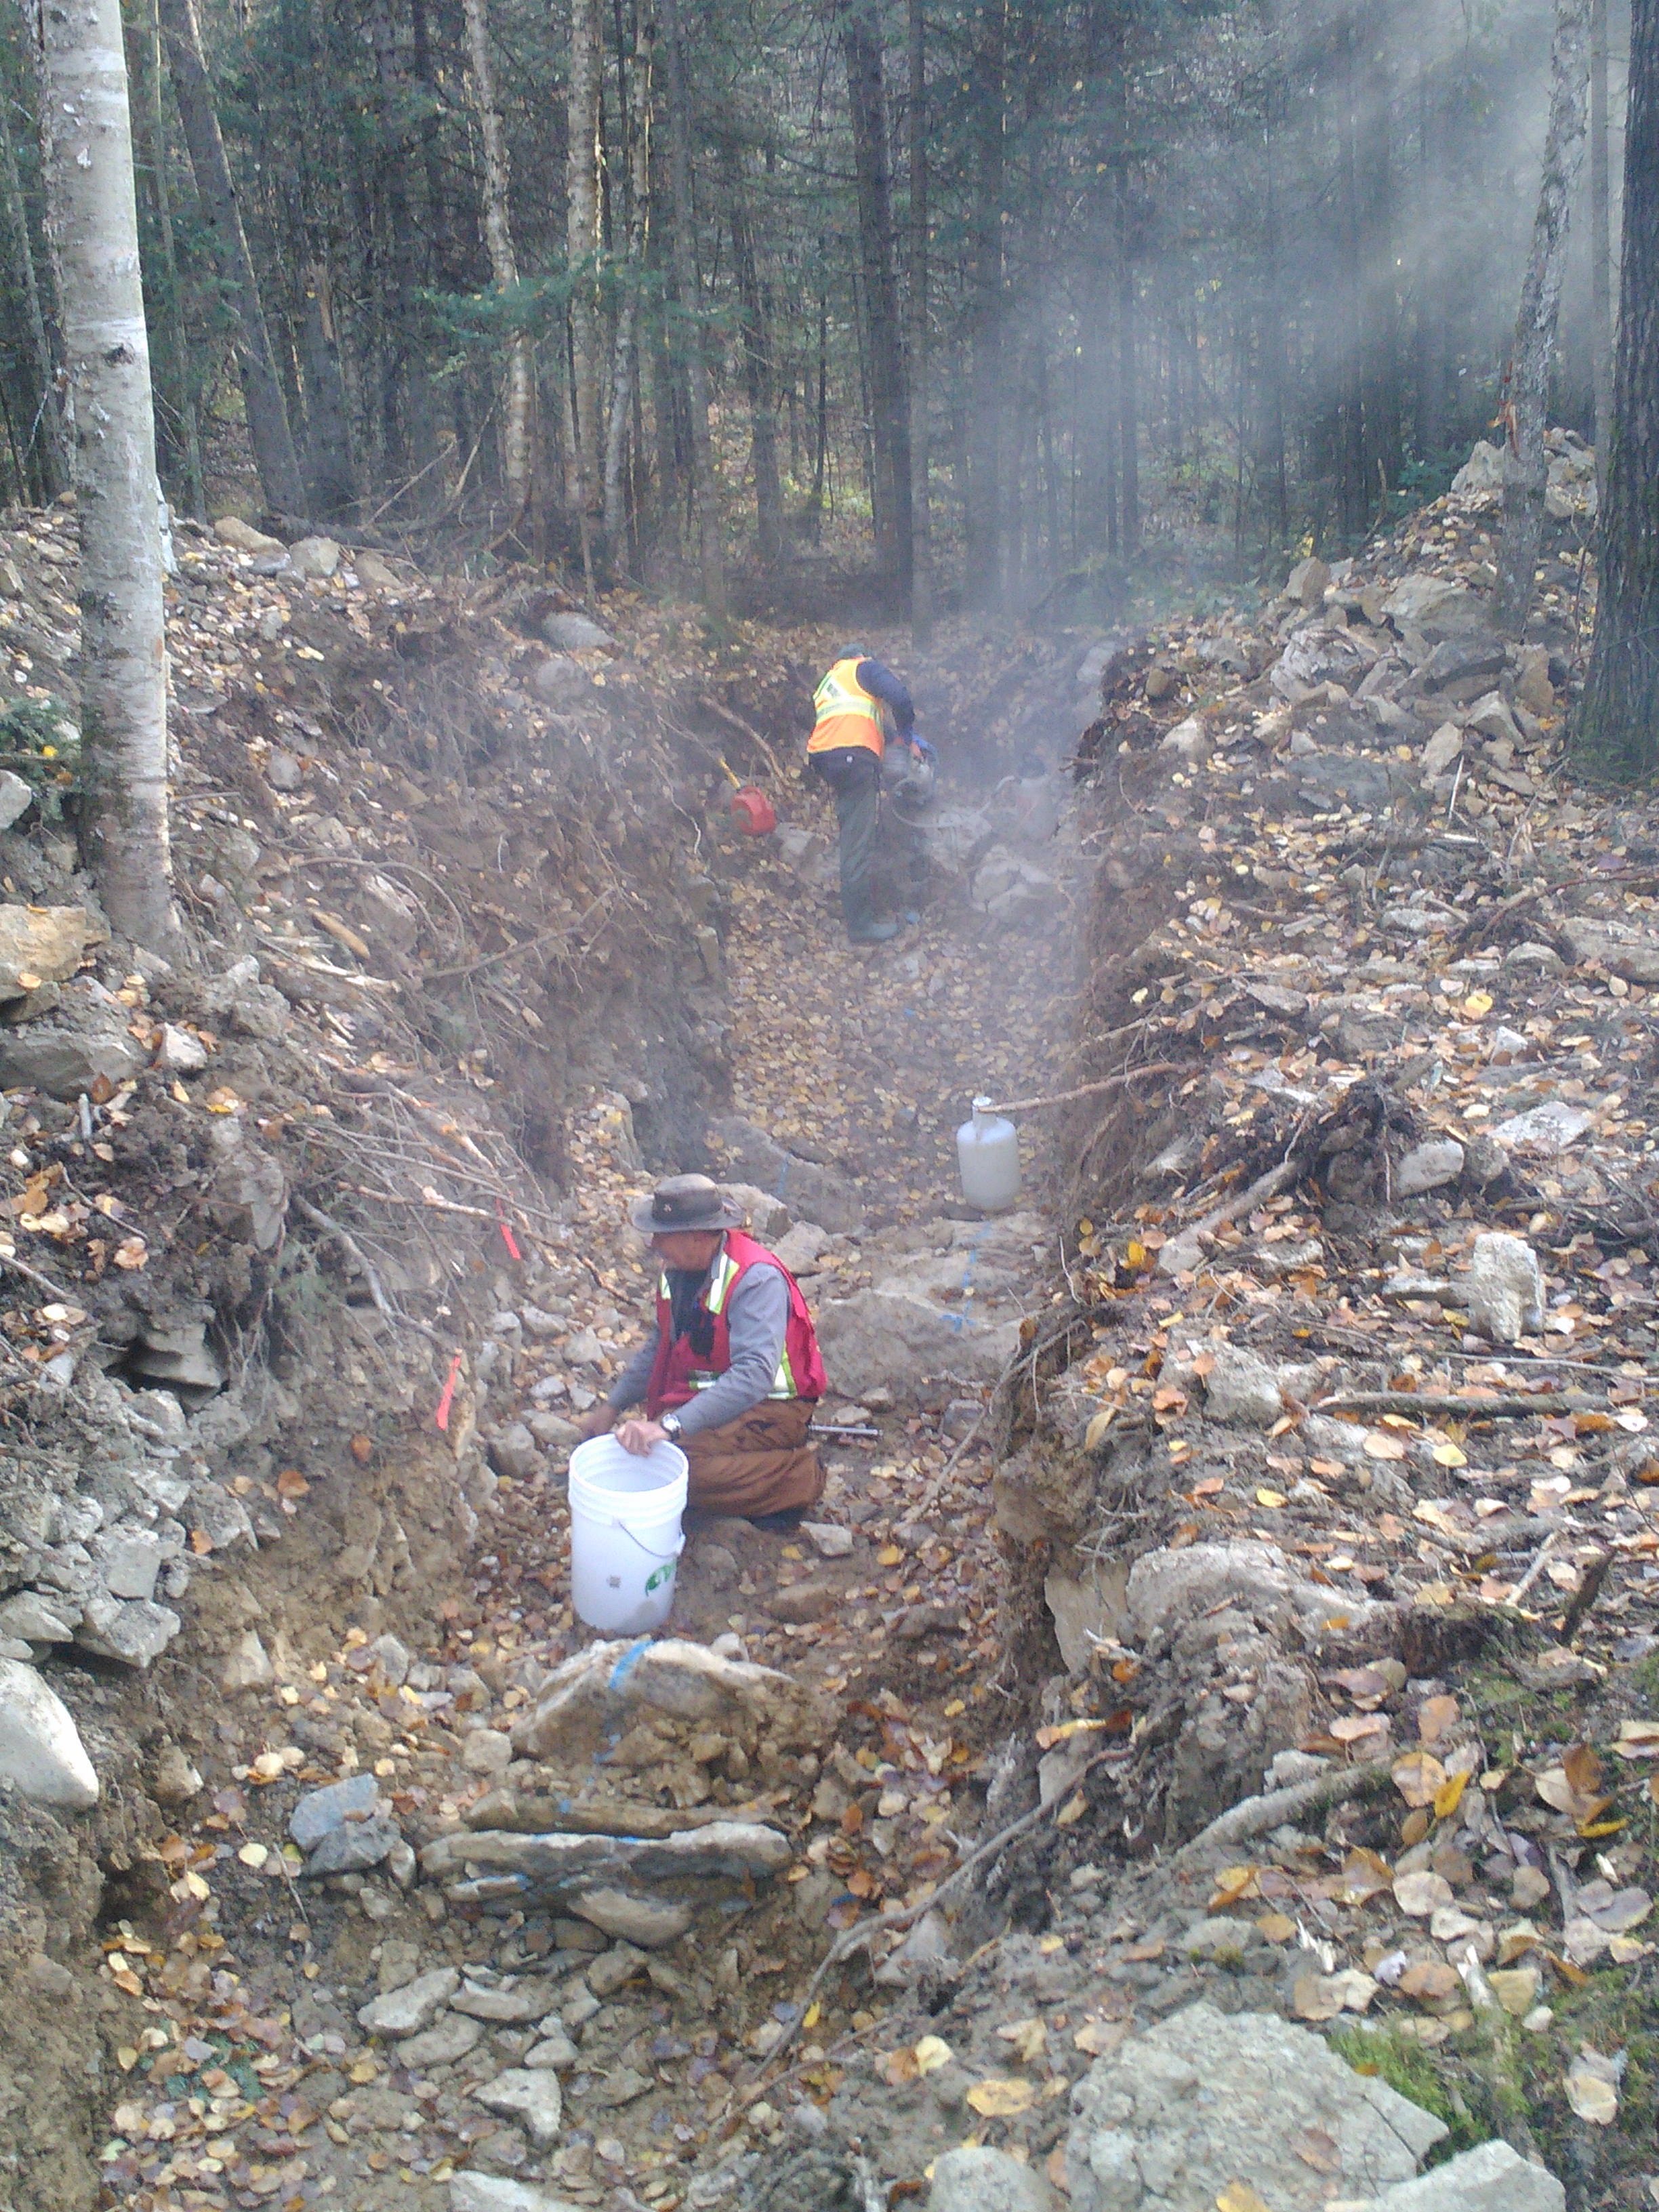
[462,0,533,508]
[37,0,176,949]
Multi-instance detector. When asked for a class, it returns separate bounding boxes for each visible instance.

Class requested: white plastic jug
[567,1435,689,1635]
[957,1096,1022,1212]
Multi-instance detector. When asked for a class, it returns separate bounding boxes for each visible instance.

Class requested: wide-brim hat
[628,1174,745,1235]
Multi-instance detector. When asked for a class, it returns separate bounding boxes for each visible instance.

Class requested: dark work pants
[809,746,882,934]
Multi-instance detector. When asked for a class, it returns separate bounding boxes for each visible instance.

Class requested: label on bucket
[644,1559,677,1595]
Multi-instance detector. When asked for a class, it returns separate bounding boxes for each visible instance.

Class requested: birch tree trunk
[907,0,932,641]
[156,0,306,518]
[602,26,653,558]
[462,0,533,509]
[661,0,724,613]
[566,0,603,544]
[1576,0,1659,778]
[37,0,176,949]
[1494,0,1592,635]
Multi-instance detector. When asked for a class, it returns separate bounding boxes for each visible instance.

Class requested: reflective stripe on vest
[659,1255,796,1399]
[808,658,886,756]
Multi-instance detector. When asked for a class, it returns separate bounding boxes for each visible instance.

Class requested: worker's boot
[848,919,897,943]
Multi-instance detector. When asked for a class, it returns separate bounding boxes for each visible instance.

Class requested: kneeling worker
[577,1175,826,1528]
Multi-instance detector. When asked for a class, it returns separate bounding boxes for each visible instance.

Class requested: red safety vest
[645,1229,826,1418]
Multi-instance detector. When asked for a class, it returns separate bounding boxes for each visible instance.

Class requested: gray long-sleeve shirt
[607,1250,792,1437]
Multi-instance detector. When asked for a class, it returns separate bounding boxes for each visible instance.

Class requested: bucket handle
[609,1517,687,1566]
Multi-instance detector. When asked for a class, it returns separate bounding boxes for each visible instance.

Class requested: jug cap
[972,1093,994,1111]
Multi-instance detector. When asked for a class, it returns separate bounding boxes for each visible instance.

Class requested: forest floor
[3,442,1659,2212]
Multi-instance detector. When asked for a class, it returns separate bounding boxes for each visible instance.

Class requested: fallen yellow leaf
[965,2078,1036,2117]
[1216,2184,1275,2212]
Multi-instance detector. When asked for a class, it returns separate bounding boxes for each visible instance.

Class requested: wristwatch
[659,1412,683,1441]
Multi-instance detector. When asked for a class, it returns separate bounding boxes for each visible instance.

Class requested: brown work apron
[682,1400,823,1519]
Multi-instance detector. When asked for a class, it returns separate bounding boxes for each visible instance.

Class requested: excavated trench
[0,537,1130,2212]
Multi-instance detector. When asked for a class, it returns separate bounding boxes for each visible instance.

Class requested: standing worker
[577,1176,827,1530]
[807,643,935,945]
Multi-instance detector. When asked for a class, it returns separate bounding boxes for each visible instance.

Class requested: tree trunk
[462,0,533,508]
[660,0,724,613]
[907,0,932,642]
[39,0,175,948]
[1591,0,1612,504]
[300,265,354,516]
[367,0,437,501]
[604,23,653,557]
[1576,0,1659,777]
[142,0,203,517]
[1416,57,1446,459]
[1494,0,1592,634]
[965,0,1004,609]
[157,0,306,516]
[0,91,68,500]
[567,0,604,550]
[842,0,911,592]
[721,138,782,563]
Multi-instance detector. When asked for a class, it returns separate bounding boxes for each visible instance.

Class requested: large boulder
[0,981,142,1098]
[1451,440,1505,495]
[0,1657,100,1808]
[510,1635,832,1765]
[817,1212,1043,1406]
[0,905,107,1004]
[708,1117,865,1233]
[1065,2003,1447,2212]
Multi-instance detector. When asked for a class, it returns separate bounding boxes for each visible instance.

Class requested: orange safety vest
[808,657,888,758]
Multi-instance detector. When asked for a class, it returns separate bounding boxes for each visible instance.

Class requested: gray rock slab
[306,1816,399,1876]
[567,1885,691,1948]
[510,1634,831,1762]
[817,1284,1021,1405]
[0,1591,79,1642]
[1198,1343,1286,1427]
[1368,2139,1564,2212]
[0,1002,143,1099]
[709,1117,865,1233]
[398,2013,485,2069]
[523,2029,579,2071]
[291,1770,380,1848]
[0,903,102,999]
[422,1819,792,1894]
[91,1529,164,1602]
[0,1656,100,1808]
[472,2068,563,2144]
[1125,1540,1386,1648]
[1491,1102,1593,1155]
[74,1595,180,1668]
[0,769,34,829]
[450,1980,560,2024]
[585,1942,649,1999]
[930,2146,1052,2212]
[357,1965,460,2036]
[1557,916,1659,985]
[541,611,615,652]
[451,2171,585,2212]
[1064,2003,1446,2212]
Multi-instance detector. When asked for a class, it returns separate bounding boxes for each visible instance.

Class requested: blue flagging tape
[607,1636,652,1694]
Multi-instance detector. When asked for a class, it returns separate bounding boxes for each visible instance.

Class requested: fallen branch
[1508,1530,1560,1606]
[1161,1154,1303,1269]
[0,1252,74,1302]
[1314,1389,1611,1420]
[1558,1548,1612,1643]
[1170,1757,1396,1870]
[293,1195,438,1340]
[991,1059,1190,1114]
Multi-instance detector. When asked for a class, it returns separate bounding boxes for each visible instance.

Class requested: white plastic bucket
[567,1435,689,1635]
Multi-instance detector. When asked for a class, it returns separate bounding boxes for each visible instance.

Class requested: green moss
[1331,2022,1490,2163]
